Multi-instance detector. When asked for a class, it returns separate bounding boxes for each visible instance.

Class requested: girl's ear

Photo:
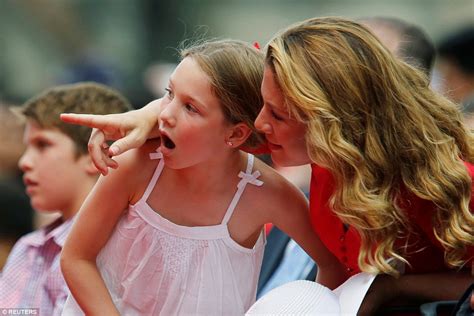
[225,122,252,148]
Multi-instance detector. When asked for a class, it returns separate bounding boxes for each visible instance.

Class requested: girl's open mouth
[161,134,176,149]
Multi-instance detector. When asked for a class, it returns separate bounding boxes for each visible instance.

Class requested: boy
[0,82,131,315]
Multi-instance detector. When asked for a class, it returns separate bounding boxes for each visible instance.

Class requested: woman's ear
[225,122,252,148]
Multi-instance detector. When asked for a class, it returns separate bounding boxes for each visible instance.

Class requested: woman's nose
[255,109,272,134]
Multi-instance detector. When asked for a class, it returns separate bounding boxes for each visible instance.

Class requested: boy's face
[18,120,94,218]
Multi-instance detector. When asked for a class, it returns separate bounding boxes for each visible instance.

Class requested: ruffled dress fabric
[62,150,266,316]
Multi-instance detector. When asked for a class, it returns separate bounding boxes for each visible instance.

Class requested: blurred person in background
[0,104,35,269]
[0,180,33,271]
[0,83,131,315]
[360,16,435,76]
[143,62,177,99]
[0,105,26,180]
[437,25,474,128]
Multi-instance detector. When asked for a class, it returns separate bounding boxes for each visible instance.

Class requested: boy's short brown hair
[15,82,132,156]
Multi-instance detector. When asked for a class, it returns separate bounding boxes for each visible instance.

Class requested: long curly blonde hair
[266,17,474,275]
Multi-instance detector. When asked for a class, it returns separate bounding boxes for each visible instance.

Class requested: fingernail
[110,146,118,156]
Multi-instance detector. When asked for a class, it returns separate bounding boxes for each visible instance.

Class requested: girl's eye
[185,103,198,113]
[164,88,173,99]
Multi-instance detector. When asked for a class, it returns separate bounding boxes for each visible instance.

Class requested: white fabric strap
[246,154,254,174]
[149,149,163,160]
[221,154,263,225]
[141,149,165,202]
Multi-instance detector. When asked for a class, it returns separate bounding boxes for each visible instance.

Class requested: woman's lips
[267,141,282,151]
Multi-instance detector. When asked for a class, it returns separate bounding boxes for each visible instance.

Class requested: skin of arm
[60,145,153,315]
[60,99,163,175]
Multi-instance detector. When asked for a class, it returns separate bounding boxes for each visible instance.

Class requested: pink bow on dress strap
[237,171,263,189]
[149,149,163,160]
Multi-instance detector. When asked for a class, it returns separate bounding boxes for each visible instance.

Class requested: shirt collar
[21,216,75,248]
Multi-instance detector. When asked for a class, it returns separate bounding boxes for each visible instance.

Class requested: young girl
[60,40,343,315]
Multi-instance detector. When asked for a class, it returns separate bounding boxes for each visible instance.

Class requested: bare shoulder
[249,157,309,221]
[253,158,308,199]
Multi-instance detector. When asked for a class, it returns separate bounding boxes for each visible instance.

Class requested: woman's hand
[61,99,162,175]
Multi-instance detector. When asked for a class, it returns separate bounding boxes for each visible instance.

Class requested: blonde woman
[255,17,473,313]
[62,18,473,313]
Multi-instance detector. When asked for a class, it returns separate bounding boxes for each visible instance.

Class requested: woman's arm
[60,98,162,175]
[60,150,144,315]
[358,270,474,315]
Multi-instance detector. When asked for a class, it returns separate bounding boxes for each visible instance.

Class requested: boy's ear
[225,122,252,148]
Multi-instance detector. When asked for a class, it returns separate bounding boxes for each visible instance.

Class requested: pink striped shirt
[0,217,73,316]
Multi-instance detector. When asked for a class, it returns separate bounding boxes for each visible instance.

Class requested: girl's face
[255,66,310,167]
[158,57,231,169]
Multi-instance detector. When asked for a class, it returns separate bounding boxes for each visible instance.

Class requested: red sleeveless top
[310,162,474,277]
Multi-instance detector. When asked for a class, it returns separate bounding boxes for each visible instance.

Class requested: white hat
[246,280,340,315]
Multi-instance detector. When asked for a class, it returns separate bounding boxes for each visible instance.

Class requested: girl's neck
[167,150,246,194]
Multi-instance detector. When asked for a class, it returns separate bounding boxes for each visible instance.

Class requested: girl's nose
[159,102,177,127]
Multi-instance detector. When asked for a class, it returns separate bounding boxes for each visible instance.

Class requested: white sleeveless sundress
[62,149,266,315]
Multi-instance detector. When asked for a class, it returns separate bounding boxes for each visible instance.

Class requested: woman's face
[255,66,311,167]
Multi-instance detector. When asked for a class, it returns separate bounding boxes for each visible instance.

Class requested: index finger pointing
[60,113,115,129]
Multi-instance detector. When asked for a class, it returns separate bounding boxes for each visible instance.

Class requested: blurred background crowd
[0,0,473,271]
